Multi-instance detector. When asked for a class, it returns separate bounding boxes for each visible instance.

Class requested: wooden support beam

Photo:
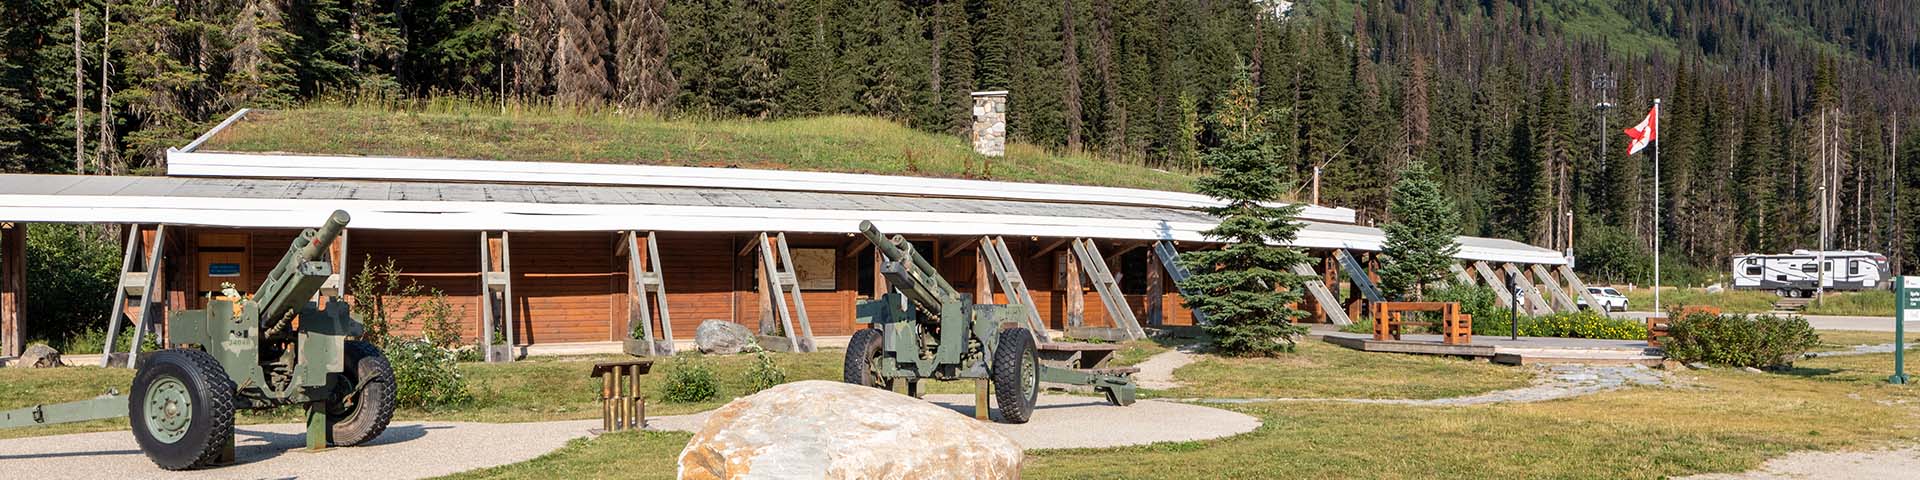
[1529,264,1579,313]
[1064,248,1084,327]
[1473,261,1515,307]
[1558,266,1607,314]
[100,225,142,366]
[1450,263,1475,286]
[1029,237,1071,260]
[1501,263,1554,316]
[1103,242,1144,263]
[479,232,496,362]
[1145,247,1164,326]
[1289,262,1354,325]
[946,236,986,259]
[974,247,992,304]
[1,223,23,357]
[842,235,870,258]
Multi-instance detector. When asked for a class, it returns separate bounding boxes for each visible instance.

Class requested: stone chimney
[970,91,1008,157]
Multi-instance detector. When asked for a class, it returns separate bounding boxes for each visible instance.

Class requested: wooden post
[974,378,990,421]
[974,248,992,304]
[873,247,888,296]
[1,224,22,357]
[1145,247,1163,326]
[756,238,775,335]
[1064,251,1084,328]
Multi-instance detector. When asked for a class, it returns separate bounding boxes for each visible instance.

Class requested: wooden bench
[1037,342,1123,370]
[1648,305,1721,347]
[590,359,653,433]
[1371,301,1472,345]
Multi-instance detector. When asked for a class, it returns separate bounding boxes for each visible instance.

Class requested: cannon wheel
[327,340,396,446]
[129,349,237,471]
[843,328,895,390]
[991,328,1040,424]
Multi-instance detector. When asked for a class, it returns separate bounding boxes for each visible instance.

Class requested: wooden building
[0,116,1594,360]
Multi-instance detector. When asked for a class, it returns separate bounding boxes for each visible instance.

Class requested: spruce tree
[1377,160,1462,300]
[1176,67,1311,357]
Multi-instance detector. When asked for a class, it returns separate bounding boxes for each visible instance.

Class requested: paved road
[0,420,598,480]
[1611,311,1911,332]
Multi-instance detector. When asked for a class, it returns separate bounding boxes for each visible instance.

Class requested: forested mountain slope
[1,0,1916,280]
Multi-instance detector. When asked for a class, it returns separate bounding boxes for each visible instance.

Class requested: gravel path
[1131,345,1201,389]
[0,420,599,480]
[1806,343,1919,357]
[651,394,1261,450]
[1177,364,1667,406]
[1676,446,1920,479]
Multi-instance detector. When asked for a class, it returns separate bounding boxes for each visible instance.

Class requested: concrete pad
[651,394,1261,450]
[1678,446,1920,479]
[0,420,599,480]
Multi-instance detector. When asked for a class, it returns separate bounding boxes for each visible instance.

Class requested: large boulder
[695,320,758,355]
[20,344,62,368]
[678,380,1024,480]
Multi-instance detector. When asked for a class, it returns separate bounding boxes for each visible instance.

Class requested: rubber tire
[328,341,396,447]
[129,349,237,471]
[843,328,894,390]
[991,328,1040,424]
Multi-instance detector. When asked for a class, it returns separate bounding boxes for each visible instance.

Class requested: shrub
[1473,311,1648,340]
[740,348,788,394]
[349,256,473,409]
[1430,284,1504,326]
[383,338,475,408]
[1664,313,1820,369]
[661,357,720,403]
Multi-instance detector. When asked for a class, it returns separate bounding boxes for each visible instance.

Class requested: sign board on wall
[792,248,837,290]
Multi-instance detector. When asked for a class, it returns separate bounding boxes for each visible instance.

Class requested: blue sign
[208,263,241,277]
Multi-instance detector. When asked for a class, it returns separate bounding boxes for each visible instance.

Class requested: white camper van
[1731,250,1889,297]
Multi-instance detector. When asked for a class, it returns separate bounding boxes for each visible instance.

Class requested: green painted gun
[0,210,395,471]
[845,221,1135,424]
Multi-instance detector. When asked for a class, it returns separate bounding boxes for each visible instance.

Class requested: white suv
[1577,287,1630,312]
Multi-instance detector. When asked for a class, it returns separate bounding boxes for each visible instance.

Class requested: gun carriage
[846,221,1136,423]
[0,210,395,470]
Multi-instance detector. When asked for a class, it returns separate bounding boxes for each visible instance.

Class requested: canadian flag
[1623,104,1657,156]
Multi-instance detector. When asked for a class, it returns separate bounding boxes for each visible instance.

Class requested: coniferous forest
[2,0,1919,281]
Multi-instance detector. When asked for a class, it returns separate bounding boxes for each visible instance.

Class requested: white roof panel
[0,174,1566,265]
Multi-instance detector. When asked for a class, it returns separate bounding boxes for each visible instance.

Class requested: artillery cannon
[0,210,395,470]
[846,221,1136,423]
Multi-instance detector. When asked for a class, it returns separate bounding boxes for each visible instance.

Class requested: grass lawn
[14,341,1920,479]
[1159,340,1533,400]
[1811,330,1920,352]
[422,347,1920,479]
[1619,288,1781,313]
[202,104,1197,193]
[1803,291,1897,317]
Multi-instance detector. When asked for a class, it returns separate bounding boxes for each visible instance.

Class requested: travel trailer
[1730,250,1890,297]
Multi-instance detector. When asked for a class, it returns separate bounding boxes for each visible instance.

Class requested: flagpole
[1653,98,1661,314]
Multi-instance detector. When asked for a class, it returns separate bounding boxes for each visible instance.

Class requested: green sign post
[1894,276,1920,384]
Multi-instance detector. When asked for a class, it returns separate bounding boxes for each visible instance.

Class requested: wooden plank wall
[346,230,484,340]
[511,232,623,344]
[152,228,1194,346]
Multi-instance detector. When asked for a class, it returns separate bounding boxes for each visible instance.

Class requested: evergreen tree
[1176,67,1311,357]
[553,0,613,108]
[614,0,676,112]
[226,0,298,108]
[1377,161,1462,300]
[932,0,975,134]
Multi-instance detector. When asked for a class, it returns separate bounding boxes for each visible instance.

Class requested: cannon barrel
[256,210,351,335]
[858,221,962,307]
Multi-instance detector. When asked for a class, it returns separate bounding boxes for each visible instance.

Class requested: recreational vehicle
[1730,250,1889,297]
